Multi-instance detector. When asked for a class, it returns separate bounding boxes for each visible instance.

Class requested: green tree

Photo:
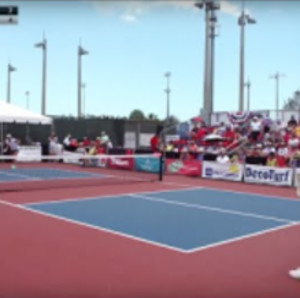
[148,113,159,121]
[283,90,300,110]
[129,109,145,120]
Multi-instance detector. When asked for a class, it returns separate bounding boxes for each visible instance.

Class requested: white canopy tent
[0,101,52,124]
[0,101,52,149]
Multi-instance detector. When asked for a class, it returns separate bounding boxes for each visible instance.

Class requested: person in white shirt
[249,116,262,142]
[216,149,230,164]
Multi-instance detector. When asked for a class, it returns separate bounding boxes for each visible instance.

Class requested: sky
[0,0,300,122]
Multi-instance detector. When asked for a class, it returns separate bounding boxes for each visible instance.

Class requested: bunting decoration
[227,111,251,124]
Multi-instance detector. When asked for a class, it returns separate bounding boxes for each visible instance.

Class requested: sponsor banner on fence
[17,146,42,162]
[134,156,160,173]
[294,168,300,187]
[202,161,243,181]
[166,159,201,176]
[244,164,293,186]
[107,157,134,170]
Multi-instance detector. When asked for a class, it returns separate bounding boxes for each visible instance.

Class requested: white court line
[129,194,296,224]
[24,186,203,206]
[162,181,300,203]
[0,199,186,254]
[1,196,299,255]
[185,222,300,253]
[0,170,42,181]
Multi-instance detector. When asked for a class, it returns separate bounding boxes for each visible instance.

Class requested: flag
[35,41,46,49]
[79,46,88,55]
[8,64,16,72]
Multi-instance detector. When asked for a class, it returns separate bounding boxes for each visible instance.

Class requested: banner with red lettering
[107,157,134,170]
[165,159,201,176]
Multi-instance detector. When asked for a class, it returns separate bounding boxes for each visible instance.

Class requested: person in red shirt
[223,125,236,148]
[150,134,160,152]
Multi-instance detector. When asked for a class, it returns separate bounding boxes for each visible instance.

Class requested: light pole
[35,33,47,115]
[82,83,86,117]
[270,72,285,120]
[164,72,171,124]
[238,8,256,112]
[78,42,88,118]
[7,63,16,103]
[194,0,220,125]
[244,78,251,111]
[25,91,30,109]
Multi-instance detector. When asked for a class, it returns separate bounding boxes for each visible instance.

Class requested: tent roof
[0,101,52,125]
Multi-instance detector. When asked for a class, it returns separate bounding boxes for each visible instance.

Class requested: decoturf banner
[244,164,293,186]
[166,159,201,176]
[202,161,243,181]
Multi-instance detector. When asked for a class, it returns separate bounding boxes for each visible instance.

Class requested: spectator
[249,116,262,143]
[216,149,230,164]
[266,152,278,167]
[262,141,276,157]
[150,134,160,153]
[3,134,19,155]
[63,134,71,149]
[99,131,110,153]
[288,115,297,127]
[83,136,90,147]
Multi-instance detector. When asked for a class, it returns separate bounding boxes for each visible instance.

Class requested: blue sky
[0,0,299,121]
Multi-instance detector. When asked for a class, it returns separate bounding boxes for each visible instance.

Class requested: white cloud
[120,13,138,23]
[90,0,244,22]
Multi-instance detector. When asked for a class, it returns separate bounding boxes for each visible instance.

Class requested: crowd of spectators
[153,114,300,168]
[48,131,113,156]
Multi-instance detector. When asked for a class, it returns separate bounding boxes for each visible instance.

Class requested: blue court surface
[0,168,105,182]
[24,188,300,253]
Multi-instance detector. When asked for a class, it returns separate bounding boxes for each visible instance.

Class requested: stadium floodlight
[34,33,47,115]
[194,0,219,125]
[270,73,285,120]
[238,9,256,112]
[78,43,89,118]
[7,63,16,103]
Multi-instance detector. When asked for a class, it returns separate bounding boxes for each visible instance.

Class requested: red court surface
[1,173,300,298]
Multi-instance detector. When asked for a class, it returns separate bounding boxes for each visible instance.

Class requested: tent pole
[0,122,3,154]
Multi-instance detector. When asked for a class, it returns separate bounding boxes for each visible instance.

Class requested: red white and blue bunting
[227,112,251,124]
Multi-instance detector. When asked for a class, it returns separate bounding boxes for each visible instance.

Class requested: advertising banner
[244,164,293,186]
[134,156,160,173]
[107,157,134,170]
[202,161,243,181]
[166,159,201,176]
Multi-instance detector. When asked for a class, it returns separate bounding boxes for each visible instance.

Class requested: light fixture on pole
[164,72,171,124]
[25,91,30,109]
[194,0,220,125]
[238,6,256,112]
[7,63,16,103]
[270,72,285,120]
[35,32,47,115]
[244,78,251,111]
[82,82,86,117]
[78,42,88,118]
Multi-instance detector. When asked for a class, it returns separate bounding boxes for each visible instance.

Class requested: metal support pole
[78,48,82,118]
[42,37,47,115]
[203,7,211,124]
[7,66,11,103]
[239,11,245,112]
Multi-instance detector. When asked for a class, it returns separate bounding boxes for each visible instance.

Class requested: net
[0,153,163,193]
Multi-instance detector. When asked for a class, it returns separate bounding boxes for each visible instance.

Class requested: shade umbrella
[204,133,225,142]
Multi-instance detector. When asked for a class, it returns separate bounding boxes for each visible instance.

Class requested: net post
[159,151,164,181]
